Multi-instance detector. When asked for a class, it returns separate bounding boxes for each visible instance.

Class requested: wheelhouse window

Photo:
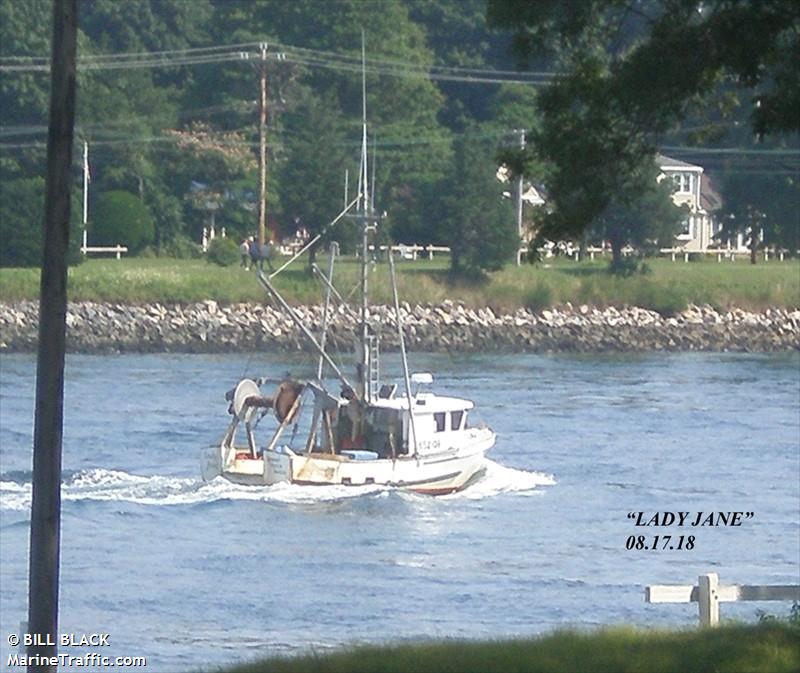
[451,410,464,431]
[433,412,446,432]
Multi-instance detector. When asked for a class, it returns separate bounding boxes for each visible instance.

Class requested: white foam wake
[0,468,390,511]
[442,459,555,500]
[0,460,554,511]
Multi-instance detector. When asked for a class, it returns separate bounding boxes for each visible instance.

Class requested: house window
[680,217,691,236]
[451,410,464,431]
[433,412,446,432]
[671,172,694,194]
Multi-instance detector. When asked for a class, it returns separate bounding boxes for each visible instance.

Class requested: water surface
[1,352,798,671]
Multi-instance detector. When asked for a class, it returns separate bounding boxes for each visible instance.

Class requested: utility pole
[27,1,77,671]
[253,43,285,249]
[515,128,525,266]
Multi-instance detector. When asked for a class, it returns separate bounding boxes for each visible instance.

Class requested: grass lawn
[1,254,798,313]
[215,624,800,673]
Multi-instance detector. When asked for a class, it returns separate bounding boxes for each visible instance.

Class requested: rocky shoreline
[0,300,798,354]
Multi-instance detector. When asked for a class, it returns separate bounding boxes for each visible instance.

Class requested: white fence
[80,245,128,259]
[521,246,796,263]
[646,572,800,627]
[362,244,451,260]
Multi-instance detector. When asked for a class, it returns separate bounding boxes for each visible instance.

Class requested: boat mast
[357,30,372,403]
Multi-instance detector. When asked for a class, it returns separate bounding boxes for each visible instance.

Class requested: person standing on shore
[259,239,274,272]
[239,238,250,269]
[248,236,258,270]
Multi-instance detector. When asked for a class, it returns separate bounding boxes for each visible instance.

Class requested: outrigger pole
[388,252,419,458]
[311,263,349,307]
[268,195,360,280]
[316,241,338,381]
[256,269,352,392]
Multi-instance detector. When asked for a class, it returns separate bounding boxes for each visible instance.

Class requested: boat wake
[442,460,555,500]
[0,461,554,512]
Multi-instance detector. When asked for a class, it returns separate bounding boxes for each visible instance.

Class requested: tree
[405,0,521,127]
[719,172,800,264]
[278,91,352,267]
[486,0,800,243]
[76,1,212,246]
[164,123,258,242]
[591,165,686,269]
[92,190,155,253]
[0,177,84,267]
[0,178,48,267]
[436,136,517,276]
[204,0,453,245]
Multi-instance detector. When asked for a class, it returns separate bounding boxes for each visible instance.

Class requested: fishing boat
[200,48,495,495]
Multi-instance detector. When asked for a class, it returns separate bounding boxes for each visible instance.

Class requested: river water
[1,352,798,671]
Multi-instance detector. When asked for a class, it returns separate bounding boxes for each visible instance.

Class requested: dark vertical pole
[258,43,268,250]
[27,1,77,671]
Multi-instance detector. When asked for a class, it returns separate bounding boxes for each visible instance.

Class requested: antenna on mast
[357,29,373,402]
[371,133,377,213]
[360,29,369,213]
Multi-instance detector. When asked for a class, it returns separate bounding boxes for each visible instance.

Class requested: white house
[501,153,741,254]
[656,154,718,251]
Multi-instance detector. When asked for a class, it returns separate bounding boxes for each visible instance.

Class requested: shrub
[0,177,85,267]
[161,234,202,259]
[609,256,641,277]
[206,237,240,266]
[524,281,554,311]
[92,190,155,253]
[609,256,652,277]
[631,281,687,316]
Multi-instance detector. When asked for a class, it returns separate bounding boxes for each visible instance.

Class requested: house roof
[657,153,703,171]
[497,165,547,206]
[700,173,723,211]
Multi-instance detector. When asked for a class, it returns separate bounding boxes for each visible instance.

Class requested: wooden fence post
[698,573,720,626]
[647,573,799,627]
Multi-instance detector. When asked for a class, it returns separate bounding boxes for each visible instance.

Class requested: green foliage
[487,0,800,242]
[436,136,518,276]
[758,602,800,628]
[221,624,800,673]
[0,177,85,268]
[206,237,240,266]
[92,191,155,253]
[160,234,203,259]
[1,257,798,310]
[591,163,686,267]
[2,0,797,269]
[278,91,353,262]
[719,171,800,253]
[524,281,553,312]
[0,178,46,267]
[609,256,644,278]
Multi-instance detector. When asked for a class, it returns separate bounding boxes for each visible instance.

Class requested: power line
[0,40,557,85]
[662,146,800,156]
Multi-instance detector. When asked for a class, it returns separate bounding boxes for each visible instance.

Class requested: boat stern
[200,445,222,482]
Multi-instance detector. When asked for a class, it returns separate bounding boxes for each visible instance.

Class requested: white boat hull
[202,427,494,495]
